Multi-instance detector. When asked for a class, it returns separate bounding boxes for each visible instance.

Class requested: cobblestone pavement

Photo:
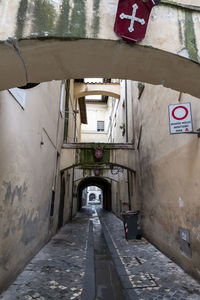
[0,208,91,300]
[1,206,200,300]
[98,208,200,300]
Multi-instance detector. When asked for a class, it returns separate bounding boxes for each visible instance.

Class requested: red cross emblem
[94,147,103,159]
[94,169,100,176]
[114,0,160,42]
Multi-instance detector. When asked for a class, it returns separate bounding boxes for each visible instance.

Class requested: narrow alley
[1,206,200,300]
[1,1,200,299]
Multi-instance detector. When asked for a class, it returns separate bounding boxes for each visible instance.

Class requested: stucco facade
[132,81,200,281]
[0,81,66,291]
[81,103,108,142]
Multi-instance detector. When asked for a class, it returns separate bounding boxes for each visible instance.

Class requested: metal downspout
[125,80,131,211]
[71,98,78,219]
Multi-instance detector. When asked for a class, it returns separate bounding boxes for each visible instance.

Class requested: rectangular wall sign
[168,103,193,134]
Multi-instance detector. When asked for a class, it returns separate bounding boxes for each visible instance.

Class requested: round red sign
[172,106,188,120]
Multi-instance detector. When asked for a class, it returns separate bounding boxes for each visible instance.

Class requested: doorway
[57,175,65,230]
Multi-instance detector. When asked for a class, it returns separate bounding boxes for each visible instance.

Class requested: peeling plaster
[185,10,199,62]
[16,0,28,38]
[56,0,70,37]
[92,0,100,37]
[32,0,56,36]
[21,210,39,245]
[3,181,28,205]
[192,226,200,242]
[69,0,86,37]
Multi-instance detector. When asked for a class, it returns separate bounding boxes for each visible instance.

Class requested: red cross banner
[94,147,103,159]
[114,0,160,42]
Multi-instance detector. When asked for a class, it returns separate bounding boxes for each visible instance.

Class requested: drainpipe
[109,116,112,142]
[71,98,78,220]
[74,99,78,142]
[125,80,129,143]
[125,80,131,211]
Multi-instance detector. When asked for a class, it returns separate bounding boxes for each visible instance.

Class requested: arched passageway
[74,82,120,99]
[2,39,200,99]
[1,1,200,98]
[77,177,112,212]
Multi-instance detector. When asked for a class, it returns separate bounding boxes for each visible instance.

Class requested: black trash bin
[122,211,142,240]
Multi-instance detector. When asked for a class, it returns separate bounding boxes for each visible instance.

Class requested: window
[97,121,104,132]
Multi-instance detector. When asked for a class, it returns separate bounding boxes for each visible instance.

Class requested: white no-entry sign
[168,103,193,134]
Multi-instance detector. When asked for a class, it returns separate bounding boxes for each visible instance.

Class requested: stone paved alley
[1,207,200,300]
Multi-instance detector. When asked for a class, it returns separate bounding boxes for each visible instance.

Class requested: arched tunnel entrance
[77,177,112,212]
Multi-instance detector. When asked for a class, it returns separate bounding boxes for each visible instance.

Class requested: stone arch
[1,38,200,99]
[74,82,120,99]
[1,1,200,97]
[89,193,96,201]
[77,176,112,211]
[61,162,136,174]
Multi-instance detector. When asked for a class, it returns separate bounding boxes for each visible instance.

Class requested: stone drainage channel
[1,206,200,299]
[82,206,137,300]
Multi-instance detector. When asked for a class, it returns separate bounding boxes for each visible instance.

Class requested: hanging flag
[94,169,100,176]
[114,0,160,42]
[94,147,104,159]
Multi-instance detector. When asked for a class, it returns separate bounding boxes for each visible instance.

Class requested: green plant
[120,122,126,136]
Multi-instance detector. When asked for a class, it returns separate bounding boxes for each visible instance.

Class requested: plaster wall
[81,132,108,143]
[108,86,126,143]
[0,81,65,291]
[61,79,83,220]
[60,168,74,225]
[118,170,130,212]
[133,81,200,280]
[81,103,108,142]
[108,81,134,144]
[111,181,118,214]
[166,0,200,7]
[110,169,130,217]
[107,96,121,143]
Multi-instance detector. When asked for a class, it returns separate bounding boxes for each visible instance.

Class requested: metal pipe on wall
[125,80,131,211]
